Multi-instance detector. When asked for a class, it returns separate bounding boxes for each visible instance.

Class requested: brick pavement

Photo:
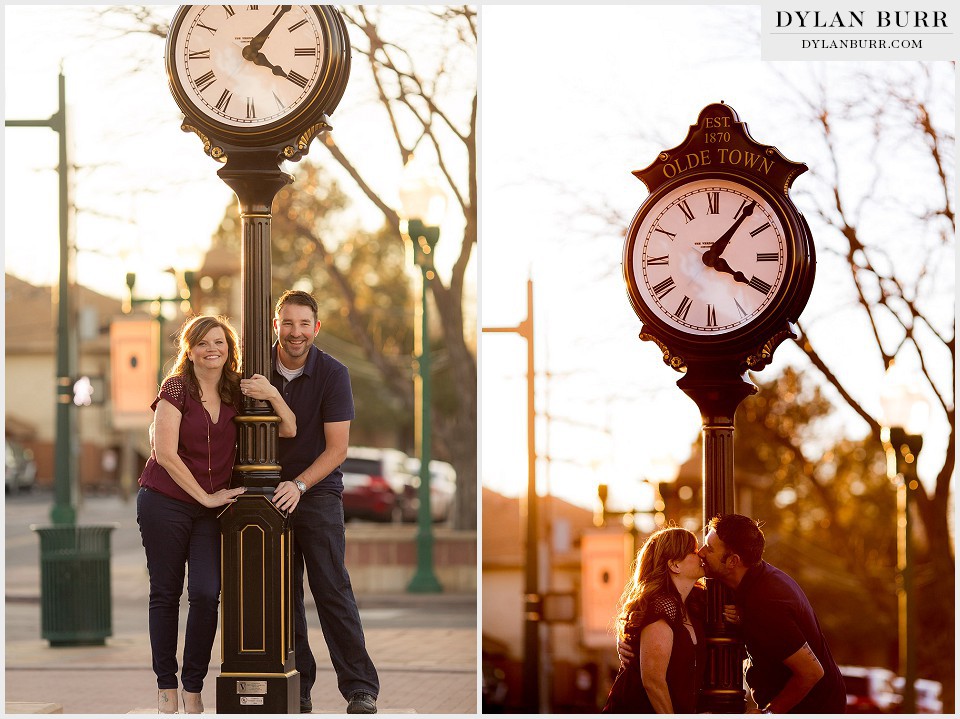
[4,617,478,714]
[5,493,478,715]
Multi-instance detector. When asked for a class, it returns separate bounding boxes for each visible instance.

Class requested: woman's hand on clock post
[240,374,279,402]
[702,201,755,268]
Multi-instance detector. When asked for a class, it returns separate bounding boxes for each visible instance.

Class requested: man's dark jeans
[291,491,379,702]
[137,487,220,692]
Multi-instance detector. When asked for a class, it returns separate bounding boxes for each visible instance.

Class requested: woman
[602,527,706,714]
[137,315,296,714]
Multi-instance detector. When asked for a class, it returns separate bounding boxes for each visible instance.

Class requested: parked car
[893,677,943,713]
[5,437,37,494]
[399,458,456,523]
[481,656,508,713]
[840,665,901,713]
[340,447,411,523]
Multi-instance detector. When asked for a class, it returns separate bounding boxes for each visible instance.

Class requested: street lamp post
[482,279,539,712]
[6,71,77,526]
[880,361,929,715]
[399,160,446,594]
[9,71,120,647]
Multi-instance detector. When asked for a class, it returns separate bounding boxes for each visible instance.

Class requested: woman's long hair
[614,526,700,641]
[164,315,241,404]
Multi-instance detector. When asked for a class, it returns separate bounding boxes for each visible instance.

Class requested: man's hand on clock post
[273,479,302,513]
[702,201,755,268]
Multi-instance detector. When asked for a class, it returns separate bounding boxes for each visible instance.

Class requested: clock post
[214,148,298,714]
[622,103,816,713]
[677,361,758,713]
[164,5,350,713]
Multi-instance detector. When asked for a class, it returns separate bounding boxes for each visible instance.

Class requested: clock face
[626,177,789,337]
[170,5,326,130]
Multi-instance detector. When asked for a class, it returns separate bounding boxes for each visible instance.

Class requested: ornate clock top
[633,102,808,197]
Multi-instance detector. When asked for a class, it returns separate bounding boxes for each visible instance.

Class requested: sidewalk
[5,493,478,715]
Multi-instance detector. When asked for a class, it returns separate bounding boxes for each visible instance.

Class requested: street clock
[623,103,815,372]
[166,4,350,157]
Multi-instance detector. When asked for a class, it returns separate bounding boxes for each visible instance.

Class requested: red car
[339,448,411,523]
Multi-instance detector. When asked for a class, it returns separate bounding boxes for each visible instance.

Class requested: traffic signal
[72,375,104,406]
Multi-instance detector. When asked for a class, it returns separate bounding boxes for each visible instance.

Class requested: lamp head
[879,360,930,434]
[399,154,447,227]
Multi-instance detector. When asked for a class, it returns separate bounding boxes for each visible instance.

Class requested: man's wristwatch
[294,480,307,494]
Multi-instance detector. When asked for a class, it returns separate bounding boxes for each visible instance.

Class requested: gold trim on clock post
[280,531,287,667]
[239,525,267,653]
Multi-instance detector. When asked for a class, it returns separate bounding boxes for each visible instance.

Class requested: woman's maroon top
[138,375,238,505]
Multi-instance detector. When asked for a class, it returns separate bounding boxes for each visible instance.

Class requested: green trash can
[30,524,119,647]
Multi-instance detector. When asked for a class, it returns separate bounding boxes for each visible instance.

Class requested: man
[698,514,846,714]
[245,290,379,714]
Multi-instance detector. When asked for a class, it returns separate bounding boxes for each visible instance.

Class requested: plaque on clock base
[216,673,300,714]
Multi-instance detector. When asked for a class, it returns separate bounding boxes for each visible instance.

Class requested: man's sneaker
[300,697,312,714]
[347,692,377,714]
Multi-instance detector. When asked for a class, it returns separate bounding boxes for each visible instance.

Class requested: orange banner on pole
[109,317,159,430]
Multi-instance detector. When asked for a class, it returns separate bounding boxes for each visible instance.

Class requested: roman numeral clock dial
[628,178,787,336]
[166,5,350,149]
[176,5,322,127]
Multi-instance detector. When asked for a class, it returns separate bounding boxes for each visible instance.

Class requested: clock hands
[711,256,750,285]
[243,6,292,56]
[702,201,755,269]
[248,50,288,78]
[241,7,293,79]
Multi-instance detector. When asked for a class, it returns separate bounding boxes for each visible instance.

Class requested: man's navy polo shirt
[736,561,846,713]
[271,343,355,494]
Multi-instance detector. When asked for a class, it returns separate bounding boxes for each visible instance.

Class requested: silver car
[5,437,37,494]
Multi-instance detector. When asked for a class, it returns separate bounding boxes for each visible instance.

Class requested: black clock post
[164,5,350,713]
[214,144,299,714]
[677,361,759,714]
[623,103,816,713]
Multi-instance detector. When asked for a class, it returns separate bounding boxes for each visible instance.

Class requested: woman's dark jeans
[137,487,220,692]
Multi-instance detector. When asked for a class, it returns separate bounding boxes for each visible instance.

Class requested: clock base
[217,673,300,714]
